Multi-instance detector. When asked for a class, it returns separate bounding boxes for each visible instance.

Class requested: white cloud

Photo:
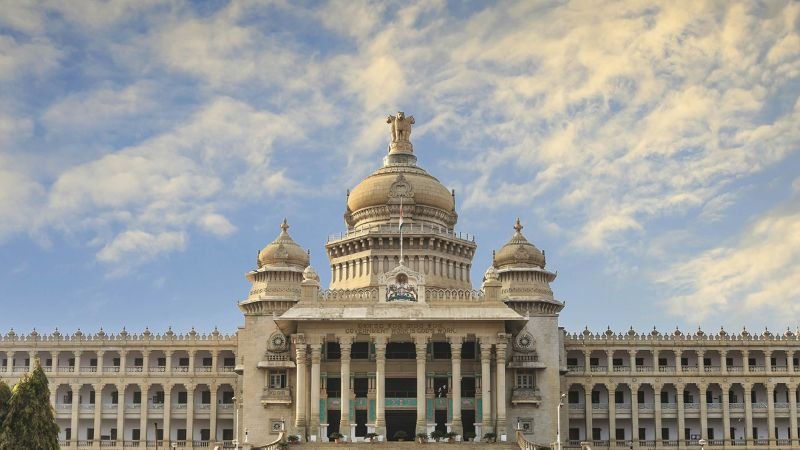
[657,201,800,326]
[199,213,236,237]
[97,230,187,264]
[43,83,158,129]
[0,35,61,81]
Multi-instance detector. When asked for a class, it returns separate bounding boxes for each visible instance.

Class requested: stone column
[210,384,218,441]
[584,385,593,442]
[743,350,750,373]
[608,384,617,445]
[189,350,196,375]
[119,350,127,374]
[310,343,322,439]
[165,350,173,375]
[294,337,308,433]
[720,350,728,374]
[116,383,125,445]
[629,350,637,373]
[674,351,681,373]
[340,336,352,439]
[677,384,685,450]
[414,335,427,434]
[495,339,507,436]
[450,339,463,435]
[584,351,591,374]
[654,384,663,448]
[163,384,172,443]
[71,383,80,445]
[186,383,195,445]
[744,384,753,446]
[607,350,614,374]
[697,350,705,373]
[97,350,104,375]
[721,384,730,449]
[631,384,640,449]
[766,350,773,373]
[789,386,798,446]
[767,382,776,444]
[28,350,34,371]
[699,384,708,441]
[51,351,58,373]
[142,350,150,375]
[480,342,493,433]
[788,349,795,373]
[74,350,82,373]
[374,337,387,436]
[93,384,102,447]
[139,384,150,444]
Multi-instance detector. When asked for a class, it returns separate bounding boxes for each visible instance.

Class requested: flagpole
[399,196,404,265]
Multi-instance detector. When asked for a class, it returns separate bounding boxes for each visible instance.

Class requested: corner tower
[327,112,477,290]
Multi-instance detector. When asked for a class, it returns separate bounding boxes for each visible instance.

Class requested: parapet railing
[319,288,380,302]
[0,327,236,343]
[426,288,485,302]
[565,327,800,343]
[328,222,475,243]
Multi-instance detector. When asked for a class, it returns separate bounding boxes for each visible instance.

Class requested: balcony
[80,366,97,373]
[508,354,545,369]
[635,365,652,373]
[173,366,190,374]
[104,366,121,373]
[261,387,293,405]
[511,388,542,405]
[149,366,166,373]
[612,365,629,372]
[126,366,143,374]
[589,366,606,373]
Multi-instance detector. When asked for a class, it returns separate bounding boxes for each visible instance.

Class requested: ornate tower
[327,112,476,290]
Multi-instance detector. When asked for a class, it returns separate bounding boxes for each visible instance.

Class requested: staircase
[287,443,520,449]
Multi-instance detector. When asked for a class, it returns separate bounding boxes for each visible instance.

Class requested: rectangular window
[706,391,713,404]
[111,391,118,405]
[771,357,776,367]
[748,358,756,366]
[432,342,451,360]
[684,391,693,404]
[662,392,669,403]
[201,391,211,404]
[612,358,623,367]
[753,427,758,439]
[681,357,688,366]
[685,428,691,440]
[202,357,212,367]
[177,429,187,441]
[662,428,670,440]
[568,391,579,404]
[616,391,624,404]
[87,428,94,440]
[179,357,189,366]
[131,429,140,441]
[222,429,234,441]
[177,391,187,404]
[89,358,97,367]
[351,342,370,359]
[516,371,535,389]
[726,357,734,366]
[46,358,52,367]
[89,390,95,404]
[157,357,166,367]
[589,357,599,366]
[639,428,646,440]
[222,391,234,404]
[65,428,71,441]
[133,391,141,404]
[69,358,75,367]
[569,428,580,441]
[270,371,287,389]
[751,390,757,403]
[461,341,477,360]
[64,391,73,404]
[591,390,600,404]
[638,391,645,404]
[566,358,578,366]
[658,358,667,366]
[156,428,163,440]
[635,357,644,366]
[704,358,711,366]
[616,429,625,440]
[592,428,601,441]
[153,391,164,404]
[112,358,120,367]
[110,428,117,440]
[223,357,235,367]
[729,391,738,403]
[134,358,143,367]
[200,429,210,441]
[708,428,714,440]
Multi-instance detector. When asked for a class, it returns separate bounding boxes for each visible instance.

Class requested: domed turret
[494,218,546,269]
[344,112,457,230]
[257,219,310,269]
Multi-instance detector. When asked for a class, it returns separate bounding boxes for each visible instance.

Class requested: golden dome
[494,218,546,268]
[257,219,309,269]
[347,166,454,214]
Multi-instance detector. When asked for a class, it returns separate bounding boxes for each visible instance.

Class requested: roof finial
[280,218,289,233]
[514,218,523,234]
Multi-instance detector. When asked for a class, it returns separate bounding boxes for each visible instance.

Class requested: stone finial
[303,265,320,282]
[514,218,523,234]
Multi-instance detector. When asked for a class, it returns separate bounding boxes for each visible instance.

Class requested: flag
[399,198,404,229]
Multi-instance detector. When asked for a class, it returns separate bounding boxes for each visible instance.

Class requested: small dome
[494,219,546,268]
[258,219,310,269]
[483,265,499,282]
[303,265,320,282]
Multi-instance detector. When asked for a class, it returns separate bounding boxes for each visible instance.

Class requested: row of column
[292,335,507,439]
[54,382,223,446]
[330,256,471,283]
[583,349,794,373]
[1,349,230,375]
[582,383,799,445]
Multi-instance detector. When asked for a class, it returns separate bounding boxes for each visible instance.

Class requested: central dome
[344,112,457,230]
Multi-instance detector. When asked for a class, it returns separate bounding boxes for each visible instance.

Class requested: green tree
[0,364,59,450]
[0,381,10,427]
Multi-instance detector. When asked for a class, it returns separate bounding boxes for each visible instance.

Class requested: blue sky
[0,0,798,337]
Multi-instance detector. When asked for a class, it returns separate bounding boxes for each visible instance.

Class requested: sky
[0,0,798,338]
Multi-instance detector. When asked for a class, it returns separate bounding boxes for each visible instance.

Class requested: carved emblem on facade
[379,264,425,303]
[514,330,536,353]
[387,272,418,302]
[267,331,288,353]
[388,173,414,199]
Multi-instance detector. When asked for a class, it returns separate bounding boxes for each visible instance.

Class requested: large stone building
[0,113,797,449]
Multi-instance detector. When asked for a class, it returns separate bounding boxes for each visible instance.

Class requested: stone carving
[388,173,414,198]
[514,331,536,353]
[267,331,289,353]
[386,111,415,143]
[387,272,417,302]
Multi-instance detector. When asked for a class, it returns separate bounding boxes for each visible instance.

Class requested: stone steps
[288,443,520,449]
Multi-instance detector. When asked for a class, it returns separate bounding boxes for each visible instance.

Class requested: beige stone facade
[1,112,793,450]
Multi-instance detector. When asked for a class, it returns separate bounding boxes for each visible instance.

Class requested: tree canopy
[0,365,59,450]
